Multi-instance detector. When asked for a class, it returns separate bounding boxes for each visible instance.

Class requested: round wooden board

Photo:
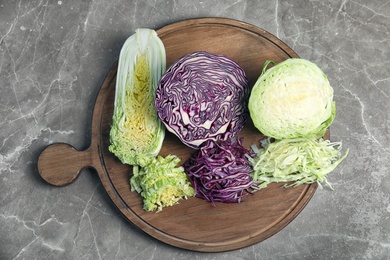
[99,18,316,252]
[38,18,319,252]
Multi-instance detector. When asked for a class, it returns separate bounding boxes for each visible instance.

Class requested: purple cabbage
[184,138,258,204]
[154,51,249,149]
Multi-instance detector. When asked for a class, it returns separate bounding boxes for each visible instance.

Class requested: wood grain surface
[37,18,322,252]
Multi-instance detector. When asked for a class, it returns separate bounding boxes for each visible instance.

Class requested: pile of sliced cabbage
[130,155,194,212]
[248,138,348,189]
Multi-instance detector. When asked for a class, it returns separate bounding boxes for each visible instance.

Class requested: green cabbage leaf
[109,29,166,167]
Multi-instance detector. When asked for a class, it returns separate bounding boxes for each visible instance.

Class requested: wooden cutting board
[37,18,326,252]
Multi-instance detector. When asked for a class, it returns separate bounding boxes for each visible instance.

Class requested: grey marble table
[1,1,389,259]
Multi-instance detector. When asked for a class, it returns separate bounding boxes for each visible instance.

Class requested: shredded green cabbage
[248,138,349,189]
[130,155,195,212]
[109,29,166,167]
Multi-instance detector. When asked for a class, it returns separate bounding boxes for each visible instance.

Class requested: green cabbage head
[248,58,335,139]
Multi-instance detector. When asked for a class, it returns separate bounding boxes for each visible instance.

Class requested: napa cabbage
[109,29,166,167]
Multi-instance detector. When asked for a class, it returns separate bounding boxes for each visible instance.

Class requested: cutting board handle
[37,143,96,186]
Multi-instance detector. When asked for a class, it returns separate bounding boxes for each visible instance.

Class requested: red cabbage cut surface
[184,138,258,204]
[155,51,249,149]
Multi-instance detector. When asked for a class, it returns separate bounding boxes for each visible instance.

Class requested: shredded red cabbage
[184,138,258,205]
[155,51,249,149]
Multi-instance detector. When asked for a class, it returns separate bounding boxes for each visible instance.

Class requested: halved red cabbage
[184,138,258,204]
[154,51,249,149]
